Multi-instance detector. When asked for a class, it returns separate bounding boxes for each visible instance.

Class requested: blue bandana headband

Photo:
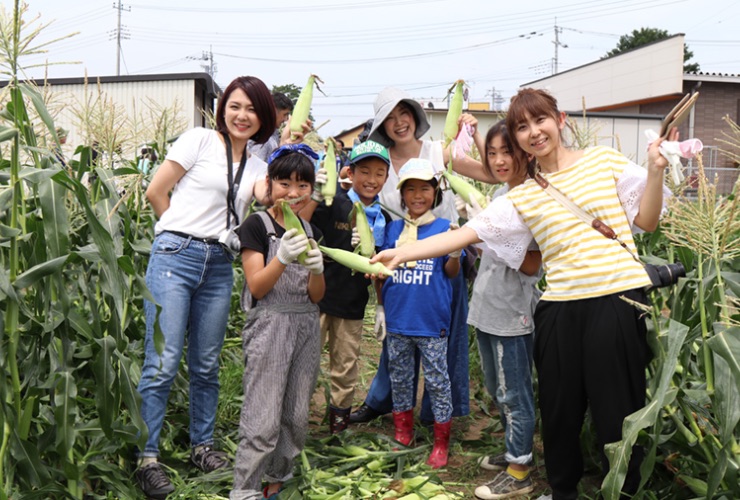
[267,143,319,165]
[347,188,385,247]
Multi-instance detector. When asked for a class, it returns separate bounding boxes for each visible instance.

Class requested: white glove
[350,226,361,248]
[302,239,324,275]
[447,223,462,258]
[454,194,468,220]
[374,305,386,342]
[276,228,308,265]
[465,195,487,219]
[311,167,328,202]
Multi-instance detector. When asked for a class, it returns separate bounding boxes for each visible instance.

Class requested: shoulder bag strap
[534,173,641,263]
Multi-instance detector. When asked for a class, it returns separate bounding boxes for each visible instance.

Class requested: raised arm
[634,127,678,232]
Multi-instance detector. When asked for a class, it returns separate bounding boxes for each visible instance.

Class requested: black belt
[166,230,220,245]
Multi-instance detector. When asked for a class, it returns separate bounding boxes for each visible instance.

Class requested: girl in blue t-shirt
[376,158,461,469]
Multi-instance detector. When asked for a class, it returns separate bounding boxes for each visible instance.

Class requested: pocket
[153,234,186,255]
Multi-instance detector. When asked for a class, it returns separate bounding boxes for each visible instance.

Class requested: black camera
[645,262,686,290]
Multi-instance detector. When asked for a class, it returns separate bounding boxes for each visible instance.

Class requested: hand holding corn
[302,239,324,275]
[350,226,361,248]
[280,116,312,145]
[312,168,328,202]
[374,305,386,341]
[277,228,308,265]
[465,194,488,219]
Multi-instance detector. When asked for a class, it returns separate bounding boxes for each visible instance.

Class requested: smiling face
[513,110,566,160]
[487,134,526,188]
[349,158,389,205]
[224,88,261,145]
[382,103,417,145]
[401,178,436,219]
[269,171,313,214]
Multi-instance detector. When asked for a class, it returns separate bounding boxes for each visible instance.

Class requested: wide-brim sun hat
[395,158,436,189]
[367,87,430,148]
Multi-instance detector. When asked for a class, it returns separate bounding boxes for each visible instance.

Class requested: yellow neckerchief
[396,210,436,268]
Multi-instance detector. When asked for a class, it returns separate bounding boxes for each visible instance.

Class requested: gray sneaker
[477,452,508,471]
[474,470,534,499]
[135,462,174,499]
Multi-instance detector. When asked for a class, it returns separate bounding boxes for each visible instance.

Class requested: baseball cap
[349,139,390,166]
[396,158,436,189]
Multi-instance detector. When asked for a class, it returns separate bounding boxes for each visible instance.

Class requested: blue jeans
[365,271,470,421]
[476,328,535,465]
[138,232,234,456]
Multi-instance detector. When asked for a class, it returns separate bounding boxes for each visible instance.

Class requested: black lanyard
[222,133,248,228]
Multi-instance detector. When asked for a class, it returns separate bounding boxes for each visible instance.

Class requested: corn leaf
[602,319,689,499]
[93,336,117,438]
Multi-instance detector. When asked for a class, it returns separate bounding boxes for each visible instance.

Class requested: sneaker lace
[194,446,228,471]
[141,463,170,489]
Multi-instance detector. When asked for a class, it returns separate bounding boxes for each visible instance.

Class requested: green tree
[604,27,700,73]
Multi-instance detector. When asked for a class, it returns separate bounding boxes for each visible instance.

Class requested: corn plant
[0,3,157,497]
[602,153,740,499]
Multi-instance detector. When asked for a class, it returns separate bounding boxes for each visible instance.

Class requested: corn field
[1,2,739,499]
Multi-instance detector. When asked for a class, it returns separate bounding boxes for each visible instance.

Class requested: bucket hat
[367,87,430,148]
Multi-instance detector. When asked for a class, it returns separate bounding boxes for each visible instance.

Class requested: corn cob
[441,162,488,209]
[349,201,375,257]
[290,74,324,141]
[321,137,338,206]
[443,80,465,147]
[279,199,310,263]
[319,245,392,277]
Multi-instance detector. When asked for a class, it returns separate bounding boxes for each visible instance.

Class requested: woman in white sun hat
[350,86,495,427]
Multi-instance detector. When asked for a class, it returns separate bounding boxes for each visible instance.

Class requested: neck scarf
[347,189,385,247]
[395,210,436,268]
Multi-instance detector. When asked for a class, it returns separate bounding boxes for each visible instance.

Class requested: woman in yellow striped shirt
[371,88,678,500]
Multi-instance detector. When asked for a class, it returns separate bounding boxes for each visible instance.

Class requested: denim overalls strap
[241,211,316,317]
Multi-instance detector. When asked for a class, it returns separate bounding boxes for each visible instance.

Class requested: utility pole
[188,46,217,78]
[552,18,567,75]
[113,1,130,76]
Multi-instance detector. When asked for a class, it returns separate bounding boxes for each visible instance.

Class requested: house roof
[0,72,221,98]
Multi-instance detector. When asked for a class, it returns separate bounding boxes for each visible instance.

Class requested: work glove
[276,228,308,265]
[350,226,361,248]
[454,194,468,220]
[374,305,386,342]
[311,167,328,202]
[302,239,324,275]
[465,195,488,219]
[447,223,462,259]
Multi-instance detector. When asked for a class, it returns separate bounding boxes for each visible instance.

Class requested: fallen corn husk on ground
[277,431,462,499]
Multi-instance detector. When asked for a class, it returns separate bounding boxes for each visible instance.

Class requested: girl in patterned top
[371,88,678,500]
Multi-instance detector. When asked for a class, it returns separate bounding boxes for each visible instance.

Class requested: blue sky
[16,0,740,136]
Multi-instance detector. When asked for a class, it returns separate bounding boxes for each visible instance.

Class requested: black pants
[534,289,651,500]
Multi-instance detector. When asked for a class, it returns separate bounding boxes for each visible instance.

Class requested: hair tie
[267,144,319,165]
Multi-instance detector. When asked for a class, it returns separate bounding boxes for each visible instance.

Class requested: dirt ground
[306,322,561,499]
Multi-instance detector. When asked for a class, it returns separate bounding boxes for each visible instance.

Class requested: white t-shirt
[155,127,267,238]
[379,140,460,222]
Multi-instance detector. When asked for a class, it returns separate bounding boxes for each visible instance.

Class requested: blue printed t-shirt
[381,217,454,338]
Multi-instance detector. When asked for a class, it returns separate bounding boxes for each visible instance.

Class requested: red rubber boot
[426,420,451,468]
[392,409,414,446]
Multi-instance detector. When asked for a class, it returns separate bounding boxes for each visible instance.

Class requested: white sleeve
[616,161,672,233]
[464,195,534,270]
[166,128,210,171]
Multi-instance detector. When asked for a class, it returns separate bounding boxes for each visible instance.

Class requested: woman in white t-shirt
[372,88,678,500]
[135,76,277,498]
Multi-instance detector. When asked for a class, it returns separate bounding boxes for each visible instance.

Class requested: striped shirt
[467,146,667,301]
